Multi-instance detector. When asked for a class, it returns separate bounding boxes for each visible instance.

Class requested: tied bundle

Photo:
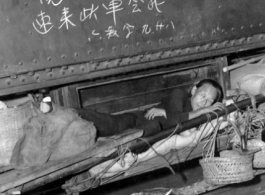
[11,103,97,169]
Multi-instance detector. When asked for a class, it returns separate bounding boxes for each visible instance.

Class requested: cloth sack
[11,104,96,169]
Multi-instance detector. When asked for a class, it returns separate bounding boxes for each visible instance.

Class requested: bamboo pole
[223,55,265,72]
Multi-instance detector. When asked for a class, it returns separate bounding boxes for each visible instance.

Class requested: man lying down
[11,79,235,172]
[80,79,236,178]
[39,79,235,175]
[41,79,234,178]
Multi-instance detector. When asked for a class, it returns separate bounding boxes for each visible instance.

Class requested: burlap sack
[11,104,96,169]
[50,117,96,160]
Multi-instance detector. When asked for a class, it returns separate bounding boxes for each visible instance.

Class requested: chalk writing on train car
[123,23,135,38]
[58,7,76,29]
[105,26,120,39]
[156,21,165,31]
[102,0,123,26]
[32,11,54,34]
[171,21,175,29]
[33,0,171,40]
[80,5,99,21]
[142,24,152,34]
[128,0,145,13]
[40,0,63,6]
[148,0,165,13]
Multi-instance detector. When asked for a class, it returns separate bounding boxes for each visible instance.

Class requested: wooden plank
[0,129,143,193]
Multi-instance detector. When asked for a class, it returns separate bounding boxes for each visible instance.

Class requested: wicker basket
[199,155,254,185]
[0,100,33,166]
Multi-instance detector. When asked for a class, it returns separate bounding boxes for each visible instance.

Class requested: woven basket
[199,155,254,185]
[0,100,33,166]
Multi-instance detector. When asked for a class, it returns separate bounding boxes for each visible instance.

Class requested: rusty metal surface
[1,0,265,95]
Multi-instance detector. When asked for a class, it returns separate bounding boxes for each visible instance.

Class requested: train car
[0,0,265,194]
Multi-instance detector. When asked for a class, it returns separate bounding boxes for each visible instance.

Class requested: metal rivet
[74,52,79,57]
[239,38,246,44]
[10,74,17,79]
[191,34,195,38]
[21,77,25,82]
[222,40,229,46]
[61,54,66,59]
[47,57,52,61]
[18,62,23,66]
[148,41,152,45]
[247,37,252,42]
[6,80,11,85]
[87,50,92,54]
[241,26,244,30]
[100,48,104,52]
[4,64,8,69]
[205,44,211,49]
[49,73,53,77]
[33,59,38,63]
[250,24,253,28]
[80,66,85,71]
[28,71,34,76]
[35,75,40,80]
[181,36,184,40]
[29,31,33,35]
[70,68,74,73]
[169,37,173,42]
[124,44,129,49]
[231,28,235,31]
[159,39,163,43]
[136,42,141,47]
[260,23,263,27]
[112,46,117,51]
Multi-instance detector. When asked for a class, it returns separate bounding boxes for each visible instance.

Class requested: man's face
[191,84,218,110]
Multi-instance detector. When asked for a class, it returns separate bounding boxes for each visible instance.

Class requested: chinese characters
[33,0,172,40]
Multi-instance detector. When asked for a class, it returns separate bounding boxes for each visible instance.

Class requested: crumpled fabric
[11,104,96,169]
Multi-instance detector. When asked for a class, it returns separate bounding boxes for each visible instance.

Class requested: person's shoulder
[171,88,188,97]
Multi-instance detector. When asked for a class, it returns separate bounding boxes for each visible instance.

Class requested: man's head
[190,79,223,110]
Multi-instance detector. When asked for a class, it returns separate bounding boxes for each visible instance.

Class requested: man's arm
[188,102,224,120]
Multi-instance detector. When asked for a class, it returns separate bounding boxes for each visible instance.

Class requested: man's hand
[189,102,225,120]
[200,102,225,114]
[145,108,167,120]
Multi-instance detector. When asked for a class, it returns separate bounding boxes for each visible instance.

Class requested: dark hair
[196,79,224,103]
